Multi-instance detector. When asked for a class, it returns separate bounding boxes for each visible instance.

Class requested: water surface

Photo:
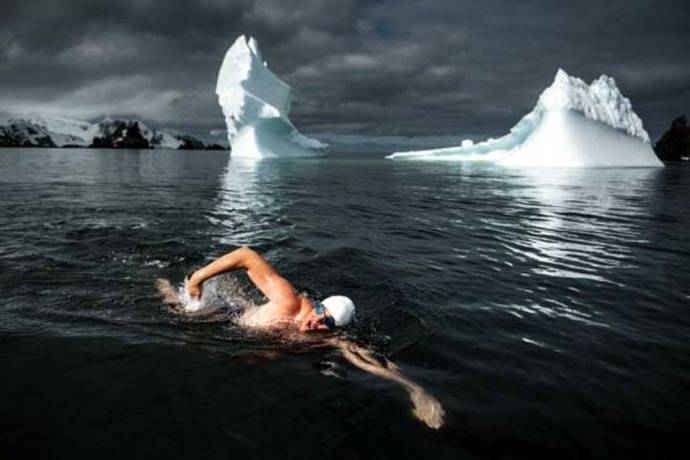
[1,148,689,458]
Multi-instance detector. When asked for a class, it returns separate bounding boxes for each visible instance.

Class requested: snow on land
[0,111,204,149]
[387,69,663,167]
[25,113,99,146]
[216,35,326,158]
[0,112,97,146]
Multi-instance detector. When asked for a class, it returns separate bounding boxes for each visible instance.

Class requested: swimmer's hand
[410,387,445,429]
[186,274,203,300]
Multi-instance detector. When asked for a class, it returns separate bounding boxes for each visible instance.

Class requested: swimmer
[156,246,444,429]
[188,246,355,331]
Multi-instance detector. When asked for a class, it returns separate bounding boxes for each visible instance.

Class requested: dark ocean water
[1,148,689,459]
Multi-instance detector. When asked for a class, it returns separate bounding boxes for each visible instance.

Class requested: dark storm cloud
[0,0,688,139]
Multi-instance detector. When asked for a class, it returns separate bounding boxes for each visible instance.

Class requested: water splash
[177,274,255,316]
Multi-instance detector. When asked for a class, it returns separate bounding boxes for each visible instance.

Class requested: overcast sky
[0,0,688,141]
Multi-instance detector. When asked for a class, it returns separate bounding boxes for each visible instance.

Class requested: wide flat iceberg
[216,35,326,158]
[388,69,663,167]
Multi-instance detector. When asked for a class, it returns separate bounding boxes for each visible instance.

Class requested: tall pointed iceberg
[216,35,326,158]
[387,69,663,167]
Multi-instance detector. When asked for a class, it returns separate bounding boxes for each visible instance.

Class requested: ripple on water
[1,151,690,455]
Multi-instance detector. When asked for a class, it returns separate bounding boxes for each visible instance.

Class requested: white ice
[216,35,326,158]
[387,69,663,167]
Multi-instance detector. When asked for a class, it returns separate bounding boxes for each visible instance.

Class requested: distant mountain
[0,112,227,150]
[654,115,690,161]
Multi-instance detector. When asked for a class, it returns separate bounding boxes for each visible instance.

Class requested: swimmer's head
[322,296,356,326]
[300,295,355,332]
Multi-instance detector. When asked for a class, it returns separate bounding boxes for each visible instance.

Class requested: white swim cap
[322,295,356,326]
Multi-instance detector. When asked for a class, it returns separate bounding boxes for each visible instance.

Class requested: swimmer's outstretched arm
[188,246,297,306]
[328,337,445,429]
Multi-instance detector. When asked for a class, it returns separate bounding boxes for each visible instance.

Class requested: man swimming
[156,246,444,429]
[185,246,355,331]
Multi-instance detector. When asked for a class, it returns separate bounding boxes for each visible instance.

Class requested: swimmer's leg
[156,278,181,308]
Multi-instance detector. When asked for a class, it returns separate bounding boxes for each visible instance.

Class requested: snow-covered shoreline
[0,112,226,150]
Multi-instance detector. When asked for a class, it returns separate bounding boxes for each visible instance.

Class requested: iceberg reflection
[504,168,661,284]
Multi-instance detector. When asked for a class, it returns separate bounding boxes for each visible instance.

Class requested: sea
[1,148,689,459]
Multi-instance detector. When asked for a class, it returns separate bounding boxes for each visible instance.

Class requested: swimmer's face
[299,305,331,333]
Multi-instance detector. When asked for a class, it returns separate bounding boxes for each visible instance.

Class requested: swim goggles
[313,301,336,329]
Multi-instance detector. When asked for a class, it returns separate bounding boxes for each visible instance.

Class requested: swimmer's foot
[156,278,181,307]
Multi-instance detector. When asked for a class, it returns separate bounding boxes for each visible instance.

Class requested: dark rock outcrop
[204,143,226,151]
[177,135,207,150]
[90,121,150,149]
[654,115,690,161]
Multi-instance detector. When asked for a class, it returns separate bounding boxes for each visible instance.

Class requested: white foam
[178,278,222,314]
[176,275,257,317]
